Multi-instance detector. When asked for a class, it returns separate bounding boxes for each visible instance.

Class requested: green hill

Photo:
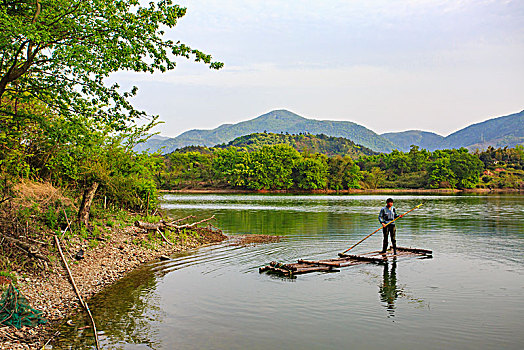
[441,110,524,150]
[133,134,171,153]
[380,110,524,151]
[213,132,378,158]
[381,130,445,152]
[157,110,396,153]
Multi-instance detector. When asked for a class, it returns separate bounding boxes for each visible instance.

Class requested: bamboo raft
[259,246,432,277]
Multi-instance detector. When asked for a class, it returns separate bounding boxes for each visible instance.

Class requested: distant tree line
[158,144,361,190]
[157,144,524,190]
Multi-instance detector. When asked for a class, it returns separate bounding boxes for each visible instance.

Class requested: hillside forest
[157,133,524,191]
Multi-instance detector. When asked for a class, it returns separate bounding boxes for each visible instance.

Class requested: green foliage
[428,156,456,188]
[357,147,494,190]
[477,146,524,169]
[474,146,524,189]
[212,148,250,188]
[0,0,222,129]
[362,167,386,189]
[0,96,162,211]
[0,270,17,284]
[293,155,328,190]
[516,145,524,159]
[166,144,352,190]
[0,0,210,272]
[383,171,428,189]
[213,145,304,190]
[494,172,522,189]
[449,149,484,189]
[15,197,73,234]
[408,146,430,172]
[92,141,163,211]
[43,205,60,229]
[327,156,362,190]
[387,150,410,175]
[248,145,300,190]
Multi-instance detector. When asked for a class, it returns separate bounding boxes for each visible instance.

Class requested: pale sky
[114,0,524,137]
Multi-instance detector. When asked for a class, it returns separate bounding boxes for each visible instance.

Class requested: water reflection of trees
[197,209,371,237]
[379,260,398,317]
[53,264,169,349]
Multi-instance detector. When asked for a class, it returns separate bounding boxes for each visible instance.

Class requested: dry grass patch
[12,180,75,209]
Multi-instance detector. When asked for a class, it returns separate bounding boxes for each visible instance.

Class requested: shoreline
[160,188,522,194]
[1,225,227,350]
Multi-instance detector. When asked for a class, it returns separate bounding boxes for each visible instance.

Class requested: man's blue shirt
[379,206,399,225]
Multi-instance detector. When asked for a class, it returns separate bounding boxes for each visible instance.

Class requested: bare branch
[169,215,216,229]
[168,215,196,225]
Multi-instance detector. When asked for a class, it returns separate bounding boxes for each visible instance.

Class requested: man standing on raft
[379,198,403,255]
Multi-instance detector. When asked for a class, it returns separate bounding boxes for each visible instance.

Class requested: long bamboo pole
[340,203,423,255]
[54,236,101,350]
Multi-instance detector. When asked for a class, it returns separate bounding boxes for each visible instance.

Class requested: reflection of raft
[259,246,432,277]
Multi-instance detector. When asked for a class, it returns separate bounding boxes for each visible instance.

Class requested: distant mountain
[440,110,524,150]
[381,130,445,152]
[138,109,524,154]
[213,132,378,158]
[146,110,396,153]
[381,110,524,151]
[133,134,171,153]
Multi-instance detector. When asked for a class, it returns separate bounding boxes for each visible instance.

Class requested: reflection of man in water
[379,260,398,317]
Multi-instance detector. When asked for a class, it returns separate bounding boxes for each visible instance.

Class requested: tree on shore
[1,0,222,224]
[0,0,222,121]
[362,167,386,189]
[293,155,328,190]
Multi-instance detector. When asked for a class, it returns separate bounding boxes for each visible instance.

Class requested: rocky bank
[0,224,227,349]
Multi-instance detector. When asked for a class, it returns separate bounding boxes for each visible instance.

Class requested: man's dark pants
[382,225,396,253]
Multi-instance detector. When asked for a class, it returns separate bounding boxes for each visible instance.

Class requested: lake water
[53,194,524,349]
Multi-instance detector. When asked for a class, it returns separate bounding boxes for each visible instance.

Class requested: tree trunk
[78,182,99,226]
